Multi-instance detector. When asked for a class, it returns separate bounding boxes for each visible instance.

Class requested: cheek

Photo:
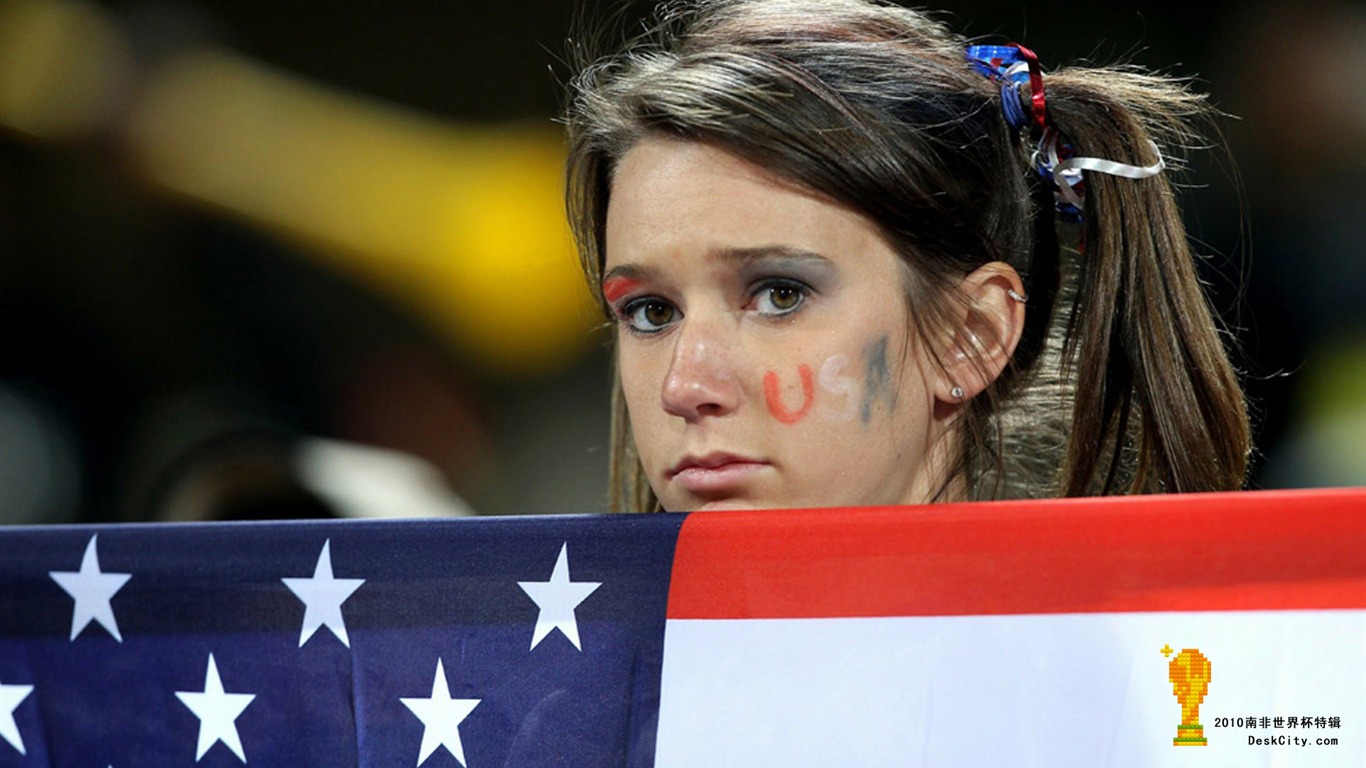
[762,348,876,428]
[762,365,816,425]
[804,337,900,427]
[857,336,897,425]
[617,347,661,422]
[816,354,860,422]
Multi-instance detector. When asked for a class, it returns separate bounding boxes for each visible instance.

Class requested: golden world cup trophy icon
[1163,645,1212,746]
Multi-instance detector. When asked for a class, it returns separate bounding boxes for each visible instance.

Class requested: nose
[660,316,741,421]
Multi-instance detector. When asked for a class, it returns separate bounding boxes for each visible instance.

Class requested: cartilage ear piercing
[950,385,965,400]
[1007,289,1028,303]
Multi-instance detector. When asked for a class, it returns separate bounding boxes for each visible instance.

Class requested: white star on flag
[518,542,601,651]
[281,539,365,647]
[175,653,256,763]
[49,534,131,642]
[0,681,33,755]
[400,658,481,768]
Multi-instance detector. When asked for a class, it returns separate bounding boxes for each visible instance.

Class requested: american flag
[1,515,680,766]
[1,490,1363,766]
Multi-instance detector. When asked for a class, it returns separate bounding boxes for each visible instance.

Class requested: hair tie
[1034,128,1166,220]
[965,43,1045,134]
[966,44,1168,221]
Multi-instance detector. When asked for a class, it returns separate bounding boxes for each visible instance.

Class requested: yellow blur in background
[1,0,596,379]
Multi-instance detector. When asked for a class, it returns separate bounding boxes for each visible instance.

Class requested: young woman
[564,0,1250,512]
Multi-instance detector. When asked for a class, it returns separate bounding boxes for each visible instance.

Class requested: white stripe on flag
[655,610,1364,767]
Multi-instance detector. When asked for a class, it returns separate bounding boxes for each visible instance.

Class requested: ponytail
[1043,69,1250,493]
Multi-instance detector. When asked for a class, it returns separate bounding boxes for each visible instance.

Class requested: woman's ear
[935,262,1026,403]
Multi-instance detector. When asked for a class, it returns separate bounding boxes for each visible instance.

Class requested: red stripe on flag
[666,489,1366,619]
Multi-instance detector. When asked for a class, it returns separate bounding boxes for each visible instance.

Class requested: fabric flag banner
[0,489,1362,767]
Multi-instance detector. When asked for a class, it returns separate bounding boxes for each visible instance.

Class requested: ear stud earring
[950,386,965,400]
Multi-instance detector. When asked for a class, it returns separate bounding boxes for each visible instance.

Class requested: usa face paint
[763,365,815,425]
[601,276,641,305]
[817,354,859,422]
[858,336,894,424]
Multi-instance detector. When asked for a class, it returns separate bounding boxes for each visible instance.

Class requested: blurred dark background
[0,0,1361,524]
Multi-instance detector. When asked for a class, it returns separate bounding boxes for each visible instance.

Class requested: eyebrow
[712,245,834,268]
[601,245,834,286]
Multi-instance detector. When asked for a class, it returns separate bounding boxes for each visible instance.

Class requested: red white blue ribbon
[966,44,1167,220]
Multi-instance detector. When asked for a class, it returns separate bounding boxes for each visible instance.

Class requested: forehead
[603,137,893,271]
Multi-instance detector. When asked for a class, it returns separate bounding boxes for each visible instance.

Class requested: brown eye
[754,280,809,315]
[643,301,675,326]
[624,298,680,333]
[768,285,800,310]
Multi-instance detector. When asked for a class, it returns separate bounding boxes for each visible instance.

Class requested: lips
[667,453,769,496]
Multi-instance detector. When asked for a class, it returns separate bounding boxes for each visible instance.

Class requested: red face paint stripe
[763,364,815,425]
[665,488,1366,620]
[601,277,641,305]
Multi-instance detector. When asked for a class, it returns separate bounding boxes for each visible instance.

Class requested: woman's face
[603,137,954,511]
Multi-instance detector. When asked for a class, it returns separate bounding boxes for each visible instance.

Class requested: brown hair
[565,0,1249,511]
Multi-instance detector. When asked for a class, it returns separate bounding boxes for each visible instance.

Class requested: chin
[688,498,764,512]
[687,496,806,512]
